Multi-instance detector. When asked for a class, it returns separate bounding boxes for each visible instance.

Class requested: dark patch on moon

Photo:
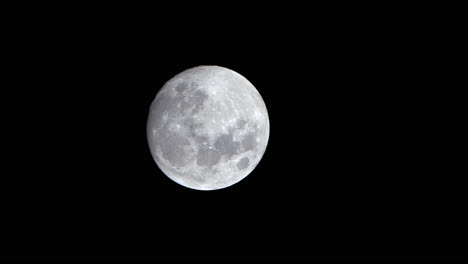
[237,157,250,170]
[190,90,208,113]
[159,134,191,167]
[242,132,257,151]
[175,82,186,93]
[214,133,240,158]
[183,118,207,140]
[175,89,208,114]
[236,119,247,129]
[176,81,200,94]
[170,84,208,115]
[196,148,221,167]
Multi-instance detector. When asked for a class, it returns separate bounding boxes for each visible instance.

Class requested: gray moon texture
[147,65,270,190]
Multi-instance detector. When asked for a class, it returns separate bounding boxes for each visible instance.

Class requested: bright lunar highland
[147,66,270,190]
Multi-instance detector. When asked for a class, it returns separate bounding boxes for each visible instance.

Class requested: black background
[2,2,466,262]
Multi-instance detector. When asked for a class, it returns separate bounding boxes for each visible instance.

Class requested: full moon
[147,66,270,190]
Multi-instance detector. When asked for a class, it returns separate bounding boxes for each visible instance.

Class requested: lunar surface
[147,65,269,190]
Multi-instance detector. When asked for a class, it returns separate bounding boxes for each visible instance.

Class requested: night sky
[2,2,465,262]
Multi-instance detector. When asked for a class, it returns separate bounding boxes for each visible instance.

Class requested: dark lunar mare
[237,157,250,170]
[214,133,240,159]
